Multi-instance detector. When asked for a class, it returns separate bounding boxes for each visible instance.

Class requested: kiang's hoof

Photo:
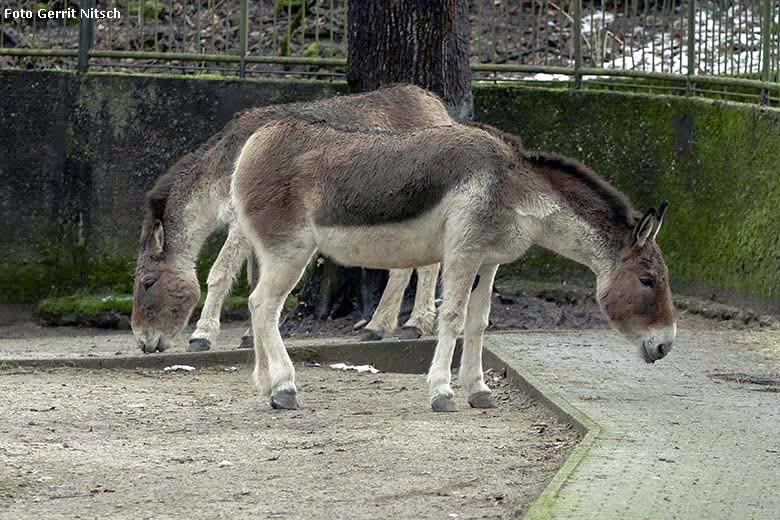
[140,342,158,354]
[431,395,458,412]
[239,335,254,350]
[468,391,497,409]
[399,326,423,340]
[360,328,383,342]
[270,389,299,410]
[187,338,211,352]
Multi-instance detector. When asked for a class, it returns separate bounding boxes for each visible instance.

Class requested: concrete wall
[0,71,346,301]
[476,87,780,308]
[2,71,779,308]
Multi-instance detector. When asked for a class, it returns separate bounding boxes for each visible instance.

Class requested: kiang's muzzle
[640,324,676,363]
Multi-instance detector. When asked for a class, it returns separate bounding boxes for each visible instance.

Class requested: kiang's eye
[143,279,157,291]
[639,276,656,288]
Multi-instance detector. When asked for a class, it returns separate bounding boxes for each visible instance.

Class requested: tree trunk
[347,0,473,121]
[290,0,472,327]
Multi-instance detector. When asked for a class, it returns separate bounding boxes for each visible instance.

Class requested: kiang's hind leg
[400,263,440,339]
[247,239,316,410]
[361,263,440,341]
[238,252,260,350]
[360,268,412,341]
[459,264,499,409]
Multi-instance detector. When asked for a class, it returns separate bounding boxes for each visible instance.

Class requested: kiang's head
[131,217,200,353]
[597,202,676,363]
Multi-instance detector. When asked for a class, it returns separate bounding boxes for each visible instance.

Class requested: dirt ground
[0,364,578,519]
[282,290,608,340]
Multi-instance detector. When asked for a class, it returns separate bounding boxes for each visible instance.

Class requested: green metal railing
[1,0,778,103]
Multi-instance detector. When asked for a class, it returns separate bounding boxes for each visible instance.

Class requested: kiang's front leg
[400,263,440,339]
[360,268,413,341]
[427,255,482,412]
[188,225,248,352]
[459,264,499,409]
[248,246,315,409]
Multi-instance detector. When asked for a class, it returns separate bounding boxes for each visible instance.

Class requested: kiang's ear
[651,200,669,241]
[633,207,655,248]
[149,219,165,257]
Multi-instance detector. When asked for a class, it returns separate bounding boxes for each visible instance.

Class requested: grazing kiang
[231,119,676,412]
[131,85,456,354]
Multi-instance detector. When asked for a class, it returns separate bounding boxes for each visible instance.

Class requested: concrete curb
[483,348,601,519]
[3,337,450,373]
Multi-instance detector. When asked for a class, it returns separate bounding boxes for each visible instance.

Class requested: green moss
[77,77,140,140]
[0,254,134,304]
[195,233,251,297]
[497,247,591,286]
[189,73,233,81]
[39,294,134,316]
[284,293,299,314]
[128,0,165,21]
[223,295,248,311]
[475,85,780,305]
[0,263,53,303]
[303,42,323,58]
[84,257,134,294]
[38,292,248,318]
[475,76,780,107]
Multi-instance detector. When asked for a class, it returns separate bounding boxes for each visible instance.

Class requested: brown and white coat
[232,120,676,411]
[131,85,456,353]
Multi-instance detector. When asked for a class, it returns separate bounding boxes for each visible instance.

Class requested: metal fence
[1,0,779,103]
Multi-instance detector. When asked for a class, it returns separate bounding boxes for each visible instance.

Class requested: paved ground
[487,327,780,519]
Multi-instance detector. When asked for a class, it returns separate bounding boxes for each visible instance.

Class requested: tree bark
[291,0,472,326]
[347,0,473,121]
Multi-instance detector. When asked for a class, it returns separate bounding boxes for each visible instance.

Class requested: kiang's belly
[312,214,444,270]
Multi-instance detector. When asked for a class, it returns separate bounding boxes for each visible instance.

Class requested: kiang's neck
[534,198,621,280]
[164,186,223,266]
[517,153,629,279]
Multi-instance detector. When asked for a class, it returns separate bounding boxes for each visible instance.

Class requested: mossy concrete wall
[0,70,346,302]
[477,87,780,308]
[1,71,779,309]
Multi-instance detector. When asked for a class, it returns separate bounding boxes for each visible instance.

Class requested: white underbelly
[312,211,445,269]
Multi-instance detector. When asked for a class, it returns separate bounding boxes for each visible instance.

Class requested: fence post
[239,0,248,78]
[573,0,582,89]
[686,0,695,95]
[760,0,771,103]
[77,0,96,72]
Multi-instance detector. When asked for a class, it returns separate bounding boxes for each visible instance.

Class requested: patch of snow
[101,295,131,302]
[163,365,196,373]
[582,10,615,35]
[598,3,775,76]
[527,72,571,81]
[329,363,380,374]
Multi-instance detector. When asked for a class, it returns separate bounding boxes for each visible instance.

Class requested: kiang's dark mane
[143,154,192,222]
[522,151,637,228]
[466,122,636,228]
[140,135,219,243]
